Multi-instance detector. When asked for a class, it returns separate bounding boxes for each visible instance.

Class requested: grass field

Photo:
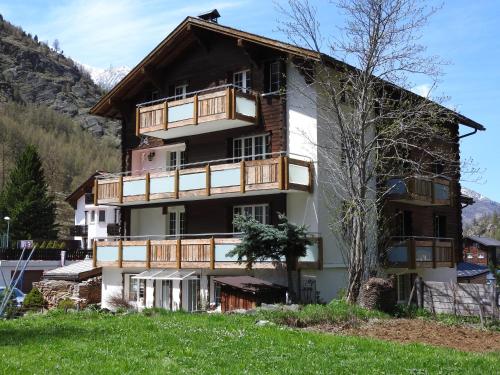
[0,310,498,374]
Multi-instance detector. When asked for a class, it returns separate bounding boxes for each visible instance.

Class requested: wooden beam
[278,156,284,190]
[118,240,123,268]
[193,94,198,125]
[450,239,455,268]
[92,240,97,268]
[231,88,236,119]
[225,88,231,120]
[174,169,179,199]
[210,237,215,270]
[140,65,163,91]
[240,160,246,193]
[163,101,168,130]
[145,173,150,201]
[119,176,123,204]
[205,164,211,196]
[236,38,260,69]
[176,238,181,269]
[93,179,99,206]
[308,161,313,193]
[146,239,151,269]
[135,107,140,137]
[284,157,289,190]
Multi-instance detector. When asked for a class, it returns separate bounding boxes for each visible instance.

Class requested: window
[98,210,106,223]
[186,278,200,312]
[233,134,271,161]
[433,215,447,238]
[394,210,412,237]
[174,84,187,99]
[168,150,186,170]
[89,210,95,224]
[478,253,485,259]
[214,282,221,307]
[233,204,270,230]
[233,70,251,93]
[125,274,145,304]
[167,206,186,236]
[269,61,282,92]
[466,253,473,259]
[114,209,120,224]
[84,211,88,225]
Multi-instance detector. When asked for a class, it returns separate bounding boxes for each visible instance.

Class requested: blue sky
[0,0,498,200]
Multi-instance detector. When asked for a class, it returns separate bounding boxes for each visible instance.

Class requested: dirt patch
[308,319,500,353]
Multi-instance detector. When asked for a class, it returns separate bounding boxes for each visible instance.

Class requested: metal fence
[0,248,92,261]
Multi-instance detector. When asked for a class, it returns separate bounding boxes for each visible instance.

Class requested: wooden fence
[417,279,499,318]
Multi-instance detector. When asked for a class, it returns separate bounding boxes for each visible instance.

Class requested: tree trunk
[346,213,366,304]
[286,257,297,303]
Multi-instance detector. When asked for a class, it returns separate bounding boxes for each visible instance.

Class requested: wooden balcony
[384,237,455,269]
[93,236,322,270]
[95,156,312,206]
[386,176,452,206]
[136,86,257,140]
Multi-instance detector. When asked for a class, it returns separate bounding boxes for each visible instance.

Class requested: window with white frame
[167,206,186,236]
[233,134,271,161]
[269,61,282,92]
[89,210,95,224]
[168,150,186,170]
[233,70,251,93]
[186,278,200,312]
[174,84,188,99]
[98,210,106,223]
[124,274,145,304]
[233,204,270,230]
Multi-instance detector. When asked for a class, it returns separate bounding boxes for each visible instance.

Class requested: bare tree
[279,0,466,303]
[52,38,60,53]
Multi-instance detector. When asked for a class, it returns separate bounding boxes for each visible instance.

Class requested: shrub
[107,293,133,311]
[23,287,45,311]
[57,298,75,312]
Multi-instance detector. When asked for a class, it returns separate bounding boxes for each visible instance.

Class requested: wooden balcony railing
[384,237,454,269]
[386,176,451,206]
[94,235,322,270]
[69,225,88,237]
[94,156,312,206]
[136,86,257,139]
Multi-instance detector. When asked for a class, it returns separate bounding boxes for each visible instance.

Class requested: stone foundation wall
[33,277,101,309]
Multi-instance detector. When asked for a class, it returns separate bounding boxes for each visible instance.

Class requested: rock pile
[33,277,101,309]
[361,277,396,313]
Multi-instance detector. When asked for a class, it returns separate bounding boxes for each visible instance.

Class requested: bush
[57,298,75,312]
[107,293,133,311]
[23,287,45,311]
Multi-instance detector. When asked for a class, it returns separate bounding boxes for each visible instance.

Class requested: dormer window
[269,61,282,93]
[233,70,251,93]
[174,84,188,99]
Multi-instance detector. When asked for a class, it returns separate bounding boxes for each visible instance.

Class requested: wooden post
[432,238,436,269]
[174,169,179,199]
[193,94,198,125]
[163,101,168,130]
[135,107,140,137]
[225,88,231,120]
[210,237,215,270]
[240,160,245,193]
[119,176,123,204]
[431,178,436,204]
[176,238,181,269]
[278,156,284,190]
[205,164,211,196]
[308,162,314,193]
[92,240,97,268]
[93,179,99,206]
[416,276,424,309]
[231,88,236,119]
[145,173,150,202]
[118,239,123,268]
[284,157,289,190]
[408,238,416,269]
[450,239,455,268]
[146,239,151,269]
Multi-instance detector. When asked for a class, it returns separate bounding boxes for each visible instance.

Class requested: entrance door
[156,280,172,310]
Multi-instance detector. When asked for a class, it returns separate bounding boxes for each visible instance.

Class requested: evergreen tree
[0,145,57,242]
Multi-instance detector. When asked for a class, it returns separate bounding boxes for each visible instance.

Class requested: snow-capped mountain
[462,187,500,226]
[81,64,130,91]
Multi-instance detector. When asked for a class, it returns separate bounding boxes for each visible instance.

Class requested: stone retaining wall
[33,277,101,309]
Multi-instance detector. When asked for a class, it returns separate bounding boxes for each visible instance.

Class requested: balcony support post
[119,176,123,204]
[284,156,289,190]
[118,240,123,268]
[278,156,284,190]
[240,161,246,193]
[450,239,454,268]
[205,164,211,196]
[432,238,436,269]
[210,237,215,270]
[174,169,179,199]
[225,88,231,120]
[92,240,97,268]
[135,107,140,137]
[193,94,198,125]
[146,239,151,269]
[176,238,181,269]
[145,173,150,202]
[94,179,99,206]
[163,101,168,130]
[231,88,236,119]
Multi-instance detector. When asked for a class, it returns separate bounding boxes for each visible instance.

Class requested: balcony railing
[69,225,88,237]
[93,234,322,270]
[386,176,451,206]
[94,154,312,206]
[384,236,454,269]
[136,85,257,139]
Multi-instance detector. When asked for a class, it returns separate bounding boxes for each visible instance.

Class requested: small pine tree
[0,145,57,241]
[23,287,45,311]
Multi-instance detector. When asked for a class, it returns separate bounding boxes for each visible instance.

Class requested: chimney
[197,9,221,23]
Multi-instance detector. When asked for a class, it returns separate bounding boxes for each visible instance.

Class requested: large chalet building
[89,12,484,310]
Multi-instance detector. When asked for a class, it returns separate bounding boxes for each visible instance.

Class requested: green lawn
[0,311,498,374]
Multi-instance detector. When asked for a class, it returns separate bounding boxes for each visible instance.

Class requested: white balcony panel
[211,168,240,188]
[236,96,256,117]
[96,246,119,262]
[215,244,239,262]
[168,103,193,123]
[179,172,206,191]
[150,176,175,194]
[289,164,309,185]
[123,246,147,261]
[123,179,146,196]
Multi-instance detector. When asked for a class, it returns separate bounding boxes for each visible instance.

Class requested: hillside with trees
[463,213,500,240]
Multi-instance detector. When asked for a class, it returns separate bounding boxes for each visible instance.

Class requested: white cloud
[412,83,432,98]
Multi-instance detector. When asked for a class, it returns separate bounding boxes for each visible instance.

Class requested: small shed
[214,276,286,312]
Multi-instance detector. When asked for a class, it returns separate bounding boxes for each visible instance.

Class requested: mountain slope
[0,16,119,139]
[461,188,500,226]
[82,64,130,92]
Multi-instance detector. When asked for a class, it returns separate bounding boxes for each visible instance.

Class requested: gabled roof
[65,172,103,209]
[465,236,500,247]
[90,16,485,131]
